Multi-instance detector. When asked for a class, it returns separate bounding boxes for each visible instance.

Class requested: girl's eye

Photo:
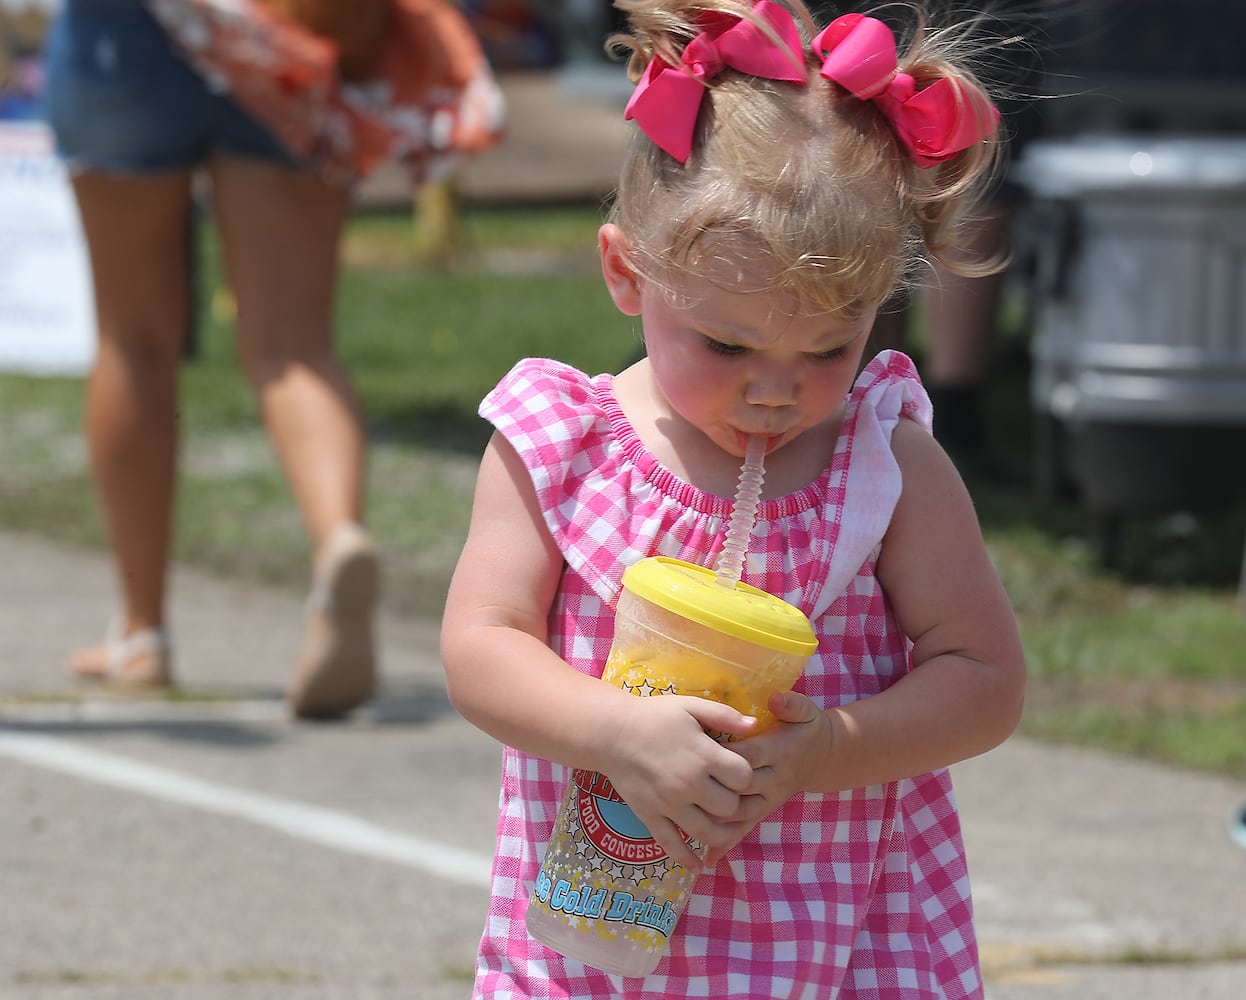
[810,347,847,362]
[704,338,746,356]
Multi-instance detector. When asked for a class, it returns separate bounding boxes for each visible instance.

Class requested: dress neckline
[593,373,831,519]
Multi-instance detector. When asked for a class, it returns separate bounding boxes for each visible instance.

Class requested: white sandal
[287,523,380,719]
[70,626,174,691]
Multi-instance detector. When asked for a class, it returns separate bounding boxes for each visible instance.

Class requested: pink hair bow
[624,0,806,162]
[813,13,998,168]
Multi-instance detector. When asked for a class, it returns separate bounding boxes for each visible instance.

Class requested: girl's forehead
[654,266,828,320]
[646,229,880,322]
[651,275,866,345]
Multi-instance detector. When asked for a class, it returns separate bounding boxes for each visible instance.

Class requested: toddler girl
[441,1,1027,996]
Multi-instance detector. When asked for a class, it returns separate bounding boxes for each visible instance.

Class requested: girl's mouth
[735,431,782,455]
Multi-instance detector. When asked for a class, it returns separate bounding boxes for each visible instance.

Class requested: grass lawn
[2,204,1245,779]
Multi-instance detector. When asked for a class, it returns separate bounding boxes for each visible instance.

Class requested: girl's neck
[612,360,842,501]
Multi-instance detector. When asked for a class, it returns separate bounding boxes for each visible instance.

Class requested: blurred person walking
[867,0,1043,479]
[42,0,502,717]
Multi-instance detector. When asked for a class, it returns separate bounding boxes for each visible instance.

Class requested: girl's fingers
[646,815,704,873]
[696,774,747,817]
[768,690,819,724]
[684,697,758,740]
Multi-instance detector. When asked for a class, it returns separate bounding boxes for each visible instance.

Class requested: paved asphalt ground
[2,526,1245,999]
[4,72,1246,1000]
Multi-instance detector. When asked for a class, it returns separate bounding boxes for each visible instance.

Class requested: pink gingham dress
[474,351,983,1000]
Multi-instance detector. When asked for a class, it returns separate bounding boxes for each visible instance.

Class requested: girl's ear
[599,223,643,317]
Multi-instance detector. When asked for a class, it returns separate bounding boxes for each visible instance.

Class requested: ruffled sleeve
[480,358,734,606]
[810,350,932,620]
[479,359,638,607]
[479,357,606,502]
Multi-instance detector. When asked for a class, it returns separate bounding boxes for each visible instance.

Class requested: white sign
[0,1,61,12]
[0,121,95,375]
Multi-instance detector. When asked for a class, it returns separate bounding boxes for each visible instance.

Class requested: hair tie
[624,0,806,163]
[813,13,998,168]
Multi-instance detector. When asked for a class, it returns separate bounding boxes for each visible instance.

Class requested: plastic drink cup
[526,556,817,977]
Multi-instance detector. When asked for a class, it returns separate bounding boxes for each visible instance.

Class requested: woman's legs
[209,155,377,716]
[68,170,194,682]
[209,157,364,547]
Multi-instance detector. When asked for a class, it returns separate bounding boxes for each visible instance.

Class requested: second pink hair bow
[624,0,806,162]
[814,13,998,168]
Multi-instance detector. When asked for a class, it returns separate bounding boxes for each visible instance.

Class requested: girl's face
[600,225,875,460]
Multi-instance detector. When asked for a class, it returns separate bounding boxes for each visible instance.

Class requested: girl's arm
[730,419,1026,806]
[440,431,757,868]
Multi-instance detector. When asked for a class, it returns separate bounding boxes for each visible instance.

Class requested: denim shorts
[42,0,297,173]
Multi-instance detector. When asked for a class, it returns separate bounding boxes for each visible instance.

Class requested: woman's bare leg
[209,155,376,717]
[208,157,364,547]
[68,171,192,681]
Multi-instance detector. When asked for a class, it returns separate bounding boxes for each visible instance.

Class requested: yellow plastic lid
[621,557,817,656]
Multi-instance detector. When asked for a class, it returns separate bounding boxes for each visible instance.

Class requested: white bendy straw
[714,435,766,588]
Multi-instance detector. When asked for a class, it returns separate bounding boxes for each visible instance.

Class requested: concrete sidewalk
[2,528,1244,997]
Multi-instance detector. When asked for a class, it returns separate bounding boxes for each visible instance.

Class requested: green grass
[188,204,634,444]
[2,204,1245,776]
[0,205,639,615]
[989,508,1246,774]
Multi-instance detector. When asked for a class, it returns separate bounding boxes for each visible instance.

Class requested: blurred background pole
[412,176,461,268]
[1239,538,1246,616]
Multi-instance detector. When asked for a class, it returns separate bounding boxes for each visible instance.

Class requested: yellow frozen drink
[526,556,817,977]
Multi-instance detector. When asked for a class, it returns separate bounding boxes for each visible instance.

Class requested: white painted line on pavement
[0,698,287,724]
[0,730,493,889]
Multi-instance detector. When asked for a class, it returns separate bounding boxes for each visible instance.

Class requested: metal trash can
[1017,135,1246,562]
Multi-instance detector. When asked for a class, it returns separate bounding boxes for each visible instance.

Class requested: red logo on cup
[571,769,669,866]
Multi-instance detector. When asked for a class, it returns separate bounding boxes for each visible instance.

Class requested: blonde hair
[607,0,1004,319]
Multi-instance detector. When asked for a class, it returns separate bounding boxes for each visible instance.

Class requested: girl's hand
[702,691,834,863]
[602,694,758,871]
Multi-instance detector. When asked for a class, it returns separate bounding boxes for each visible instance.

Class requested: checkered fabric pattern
[472,352,983,999]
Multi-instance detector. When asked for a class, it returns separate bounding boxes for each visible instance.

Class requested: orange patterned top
[145,0,505,183]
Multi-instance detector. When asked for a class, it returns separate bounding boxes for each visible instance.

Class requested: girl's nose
[744,368,798,408]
